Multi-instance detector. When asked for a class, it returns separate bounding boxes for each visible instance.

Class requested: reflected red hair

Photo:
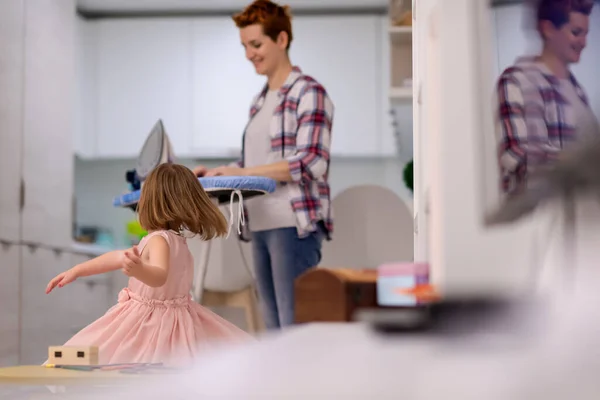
[232,0,293,49]
[536,0,594,28]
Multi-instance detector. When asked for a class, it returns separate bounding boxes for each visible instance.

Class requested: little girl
[46,163,253,365]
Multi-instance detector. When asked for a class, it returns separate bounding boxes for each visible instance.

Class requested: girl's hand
[121,246,143,277]
[46,268,79,294]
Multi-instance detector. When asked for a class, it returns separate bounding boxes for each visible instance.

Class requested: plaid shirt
[496,57,590,195]
[232,67,334,240]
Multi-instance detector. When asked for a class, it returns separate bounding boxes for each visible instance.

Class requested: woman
[193,0,334,330]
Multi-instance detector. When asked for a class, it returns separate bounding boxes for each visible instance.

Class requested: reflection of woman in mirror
[496,0,598,196]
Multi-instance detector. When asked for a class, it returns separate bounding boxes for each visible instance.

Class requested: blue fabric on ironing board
[112,176,277,208]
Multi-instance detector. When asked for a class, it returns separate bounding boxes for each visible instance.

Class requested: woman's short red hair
[232,0,293,49]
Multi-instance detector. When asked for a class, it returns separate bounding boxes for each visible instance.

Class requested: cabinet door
[0,244,20,366]
[291,16,382,156]
[20,249,113,364]
[67,254,114,334]
[20,248,71,364]
[0,0,24,242]
[74,17,97,159]
[21,0,75,248]
[191,18,265,158]
[96,19,194,158]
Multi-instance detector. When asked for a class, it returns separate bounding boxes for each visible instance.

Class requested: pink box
[377,263,430,306]
[378,262,429,277]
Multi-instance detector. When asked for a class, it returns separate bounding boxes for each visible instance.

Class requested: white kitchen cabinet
[0,0,80,366]
[19,248,71,364]
[95,18,194,158]
[0,0,74,248]
[190,15,384,157]
[291,15,383,156]
[0,0,24,242]
[74,16,97,159]
[19,249,113,365]
[0,244,20,367]
[67,253,115,336]
[81,14,387,159]
[190,18,265,158]
[21,0,75,248]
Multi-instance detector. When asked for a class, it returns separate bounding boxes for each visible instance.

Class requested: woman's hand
[46,268,79,294]
[205,166,246,177]
[192,165,208,177]
[121,246,144,278]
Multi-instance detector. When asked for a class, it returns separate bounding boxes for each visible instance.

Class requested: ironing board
[113,175,276,303]
[112,176,276,208]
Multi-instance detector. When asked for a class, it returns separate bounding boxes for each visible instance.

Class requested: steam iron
[125,119,176,210]
[126,119,176,190]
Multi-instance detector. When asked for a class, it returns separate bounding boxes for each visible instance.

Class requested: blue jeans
[251,225,325,329]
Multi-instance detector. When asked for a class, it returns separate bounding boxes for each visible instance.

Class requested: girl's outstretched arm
[121,235,170,288]
[46,249,126,294]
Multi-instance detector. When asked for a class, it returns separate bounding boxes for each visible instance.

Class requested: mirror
[417,0,599,295]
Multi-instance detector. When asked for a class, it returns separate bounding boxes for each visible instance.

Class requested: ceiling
[77,0,389,14]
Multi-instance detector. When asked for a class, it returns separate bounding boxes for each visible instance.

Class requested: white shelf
[389,25,412,45]
[389,86,413,100]
[389,26,412,34]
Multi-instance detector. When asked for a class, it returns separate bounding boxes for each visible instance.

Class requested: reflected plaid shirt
[496,57,590,195]
[233,67,334,240]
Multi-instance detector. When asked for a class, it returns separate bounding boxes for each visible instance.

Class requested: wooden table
[0,365,139,386]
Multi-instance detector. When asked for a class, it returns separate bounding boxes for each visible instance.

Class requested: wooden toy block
[48,345,99,366]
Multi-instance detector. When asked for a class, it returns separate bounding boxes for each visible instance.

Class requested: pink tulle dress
[61,230,253,366]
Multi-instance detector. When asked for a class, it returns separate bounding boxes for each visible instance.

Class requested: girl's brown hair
[232,0,293,50]
[137,163,228,240]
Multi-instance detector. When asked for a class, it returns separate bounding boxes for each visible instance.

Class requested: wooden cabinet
[95,18,195,158]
